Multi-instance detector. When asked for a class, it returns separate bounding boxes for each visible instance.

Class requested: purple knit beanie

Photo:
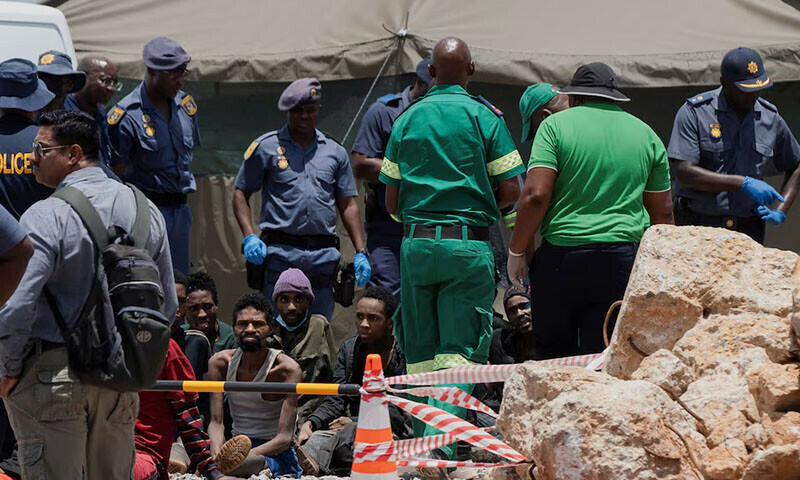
[272,268,315,304]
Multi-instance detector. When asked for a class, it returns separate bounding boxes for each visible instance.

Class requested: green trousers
[396,229,495,459]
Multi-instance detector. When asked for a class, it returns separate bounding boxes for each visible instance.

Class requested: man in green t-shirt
[508,62,674,360]
[378,37,524,460]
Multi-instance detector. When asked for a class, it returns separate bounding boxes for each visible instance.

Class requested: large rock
[631,349,694,397]
[497,363,707,480]
[604,226,799,379]
[496,226,800,480]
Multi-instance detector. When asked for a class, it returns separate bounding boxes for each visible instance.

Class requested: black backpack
[43,185,170,392]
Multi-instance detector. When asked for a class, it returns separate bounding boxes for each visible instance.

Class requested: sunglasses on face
[32,142,70,160]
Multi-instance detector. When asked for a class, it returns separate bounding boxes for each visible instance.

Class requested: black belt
[141,190,187,207]
[266,270,334,289]
[675,197,762,230]
[260,231,339,250]
[403,224,490,241]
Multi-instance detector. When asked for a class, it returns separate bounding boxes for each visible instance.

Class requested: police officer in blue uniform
[233,78,372,321]
[65,55,120,169]
[0,58,55,219]
[351,58,431,296]
[668,47,800,244]
[36,50,86,112]
[107,37,200,273]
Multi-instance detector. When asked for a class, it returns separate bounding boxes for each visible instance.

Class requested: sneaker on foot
[167,458,187,474]
[215,435,252,474]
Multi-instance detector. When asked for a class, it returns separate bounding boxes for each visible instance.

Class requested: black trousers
[530,240,637,360]
[674,200,765,245]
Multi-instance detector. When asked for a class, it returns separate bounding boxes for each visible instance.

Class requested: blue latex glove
[243,234,267,264]
[756,205,786,226]
[354,252,372,287]
[741,176,785,206]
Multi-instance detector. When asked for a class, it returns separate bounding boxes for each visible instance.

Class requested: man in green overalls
[378,37,524,462]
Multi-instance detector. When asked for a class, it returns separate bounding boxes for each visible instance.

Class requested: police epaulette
[687,93,713,106]
[758,97,778,112]
[476,95,504,117]
[376,93,402,105]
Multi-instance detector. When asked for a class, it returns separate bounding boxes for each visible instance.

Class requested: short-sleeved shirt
[107,82,200,194]
[352,86,412,236]
[0,204,24,254]
[235,125,358,236]
[667,87,800,217]
[378,84,524,227]
[0,113,52,219]
[529,101,671,246]
[64,93,113,168]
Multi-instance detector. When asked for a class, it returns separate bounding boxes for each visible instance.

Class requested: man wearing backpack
[0,110,177,480]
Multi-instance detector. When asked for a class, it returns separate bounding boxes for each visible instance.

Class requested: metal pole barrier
[148,380,361,396]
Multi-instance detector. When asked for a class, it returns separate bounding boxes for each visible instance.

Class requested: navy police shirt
[107,82,200,194]
[235,125,358,236]
[0,113,52,219]
[351,86,412,236]
[668,87,800,217]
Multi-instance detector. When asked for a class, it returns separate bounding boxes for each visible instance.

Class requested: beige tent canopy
[61,0,800,87]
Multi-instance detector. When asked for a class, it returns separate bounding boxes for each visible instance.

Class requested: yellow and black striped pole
[149,380,361,396]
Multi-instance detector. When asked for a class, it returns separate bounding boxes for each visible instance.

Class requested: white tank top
[226,347,285,440]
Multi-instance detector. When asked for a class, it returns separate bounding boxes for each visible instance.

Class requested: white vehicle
[0,1,75,66]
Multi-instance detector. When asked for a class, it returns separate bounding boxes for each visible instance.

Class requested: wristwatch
[355,249,369,258]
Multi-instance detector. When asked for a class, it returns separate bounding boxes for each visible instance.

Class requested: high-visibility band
[486,150,523,177]
[148,380,360,396]
[380,157,401,180]
[407,353,478,375]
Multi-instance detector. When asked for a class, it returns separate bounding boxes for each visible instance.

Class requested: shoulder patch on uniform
[180,95,198,116]
[376,93,402,106]
[476,95,504,117]
[758,97,778,112]
[687,93,713,107]
[106,107,125,125]
[244,141,260,160]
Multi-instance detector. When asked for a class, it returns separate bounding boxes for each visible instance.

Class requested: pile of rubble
[495,225,800,480]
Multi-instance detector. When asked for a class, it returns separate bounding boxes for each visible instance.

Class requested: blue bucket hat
[0,58,55,111]
[37,50,86,92]
[143,37,191,70]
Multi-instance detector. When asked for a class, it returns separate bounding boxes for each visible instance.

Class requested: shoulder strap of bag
[52,186,109,251]
[128,184,151,249]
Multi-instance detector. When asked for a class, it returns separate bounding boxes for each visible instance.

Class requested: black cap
[721,47,771,92]
[415,57,432,85]
[558,62,629,102]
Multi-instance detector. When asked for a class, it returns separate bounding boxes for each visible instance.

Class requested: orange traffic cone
[351,353,398,480]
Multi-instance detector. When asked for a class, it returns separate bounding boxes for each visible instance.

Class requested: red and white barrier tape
[385,350,606,387]
[389,385,498,418]
[386,394,526,463]
[397,458,528,469]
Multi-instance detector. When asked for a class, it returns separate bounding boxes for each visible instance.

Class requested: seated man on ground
[208,293,304,478]
[490,286,535,365]
[183,271,238,378]
[134,339,236,480]
[266,268,337,425]
[296,286,410,476]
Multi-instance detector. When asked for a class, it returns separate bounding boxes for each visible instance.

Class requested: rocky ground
[496,225,800,480]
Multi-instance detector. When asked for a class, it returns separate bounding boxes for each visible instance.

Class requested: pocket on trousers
[34,367,83,422]
[18,435,45,480]
[107,392,138,424]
